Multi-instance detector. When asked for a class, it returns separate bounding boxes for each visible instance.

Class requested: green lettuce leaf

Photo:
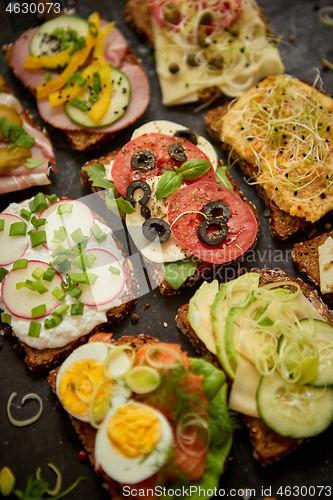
[163,259,197,290]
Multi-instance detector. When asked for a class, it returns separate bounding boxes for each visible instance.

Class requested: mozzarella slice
[131,120,218,170]
[126,176,192,263]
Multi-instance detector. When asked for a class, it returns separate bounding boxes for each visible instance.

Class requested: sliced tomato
[168,181,258,264]
[111,133,215,197]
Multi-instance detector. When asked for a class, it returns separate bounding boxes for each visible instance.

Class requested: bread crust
[176,269,333,464]
[81,158,260,297]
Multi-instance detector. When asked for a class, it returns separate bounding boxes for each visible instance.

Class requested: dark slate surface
[0,0,333,498]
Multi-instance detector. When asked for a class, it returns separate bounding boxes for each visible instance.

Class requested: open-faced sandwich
[0,75,56,195]
[124,0,284,106]
[293,230,333,307]
[48,334,233,499]
[5,12,149,151]
[176,269,333,464]
[205,74,333,240]
[81,120,259,296]
[0,192,139,371]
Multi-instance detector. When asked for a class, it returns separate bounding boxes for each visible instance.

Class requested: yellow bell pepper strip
[91,21,115,66]
[48,64,98,106]
[35,12,101,99]
[24,47,72,70]
[86,64,111,122]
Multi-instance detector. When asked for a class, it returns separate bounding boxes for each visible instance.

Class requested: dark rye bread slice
[4,44,146,152]
[292,231,333,307]
[175,269,333,465]
[3,209,139,372]
[205,104,311,241]
[81,156,260,297]
[47,334,161,500]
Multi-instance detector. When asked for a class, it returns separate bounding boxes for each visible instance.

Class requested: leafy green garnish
[0,118,35,149]
[14,475,85,500]
[156,159,211,200]
[216,165,234,191]
[81,163,113,190]
[24,158,44,169]
[105,194,135,218]
[163,259,197,290]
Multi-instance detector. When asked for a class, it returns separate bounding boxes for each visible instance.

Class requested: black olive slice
[140,205,151,220]
[197,218,228,246]
[142,218,171,243]
[126,180,151,207]
[168,144,187,162]
[202,201,230,221]
[130,150,155,172]
[173,129,198,145]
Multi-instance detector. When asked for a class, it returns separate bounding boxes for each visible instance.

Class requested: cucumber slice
[29,15,88,64]
[257,371,333,438]
[64,67,131,128]
[300,318,333,387]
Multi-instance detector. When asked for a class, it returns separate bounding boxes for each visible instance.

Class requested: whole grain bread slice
[292,231,333,307]
[175,269,333,465]
[3,208,139,372]
[81,156,260,297]
[47,334,161,500]
[205,104,311,241]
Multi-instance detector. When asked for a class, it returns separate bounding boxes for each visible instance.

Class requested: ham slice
[0,172,50,195]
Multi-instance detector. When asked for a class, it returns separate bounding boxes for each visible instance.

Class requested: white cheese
[0,199,126,350]
[318,237,333,294]
[103,161,114,182]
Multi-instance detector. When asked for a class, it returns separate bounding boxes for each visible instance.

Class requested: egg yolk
[107,404,162,458]
[59,359,113,418]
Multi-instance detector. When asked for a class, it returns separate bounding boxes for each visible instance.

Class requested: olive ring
[126,180,151,207]
[173,129,198,145]
[168,144,188,162]
[130,150,155,172]
[142,218,171,243]
[197,218,228,246]
[202,201,230,222]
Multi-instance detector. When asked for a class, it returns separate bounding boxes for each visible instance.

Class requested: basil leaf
[175,158,211,180]
[82,163,114,190]
[156,171,182,200]
[216,165,234,191]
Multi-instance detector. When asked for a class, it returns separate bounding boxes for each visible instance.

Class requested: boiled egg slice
[56,342,132,422]
[95,401,173,484]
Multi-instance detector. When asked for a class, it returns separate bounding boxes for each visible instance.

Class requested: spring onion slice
[318,7,333,26]
[56,203,73,215]
[28,321,41,337]
[125,366,161,394]
[88,377,114,429]
[36,463,62,496]
[31,304,47,318]
[52,287,66,301]
[145,345,182,369]
[32,267,45,280]
[12,259,28,270]
[9,221,27,236]
[176,413,210,457]
[0,220,4,231]
[52,304,69,316]
[43,267,56,282]
[102,346,135,379]
[7,392,43,427]
[225,279,256,308]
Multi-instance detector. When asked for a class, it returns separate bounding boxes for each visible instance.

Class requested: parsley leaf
[14,476,48,499]
[0,118,35,149]
[24,158,44,169]
[81,163,113,190]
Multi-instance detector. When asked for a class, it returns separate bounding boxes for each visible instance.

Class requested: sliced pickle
[0,105,22,141]
[0,146,32,174]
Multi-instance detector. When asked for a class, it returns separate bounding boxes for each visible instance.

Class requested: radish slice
[38,200,95,251]
[0,214,29,265]
[74,249,125,308]
[2,260,63,319]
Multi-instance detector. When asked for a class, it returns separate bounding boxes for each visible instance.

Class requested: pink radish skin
[75,248,125,307]
[38,199,95,251]
[2,260,63,319]
[0,214,29,266]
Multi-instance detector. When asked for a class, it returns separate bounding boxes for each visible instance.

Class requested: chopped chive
[77,75,87,87]
[47,194,57,204]
[68,272,89,284]
[0,219,4,231]
[52,304,69,316]
[31,304,47,318]
[57,259,71,273]
[71,300,84,315]
[28,321,41,337]
[68,286,82,299]
[1,312,11,324]
[0,267,9,282]
[20,209,31,221]
[72,253,96,271]
[32,267,45,280]
[30,230,47,248]
[71,98,90,112]
[64,248,79,258]
[51,227,66,244]
[9,221,27,236]
[44,72,51,81]
[16,281,27,289]
[13,259,28,270]
[31,280,48,294]
[31,216,47,227]
[71,228,88,248]
[29,193,48,213]
[109,265,121,276]
[51,244,66,258]
[56,203,73,215]
[44,315,63,329]
[66,71,80,85]
[52,287,66,301]
[90,224,107,244]
[43,267,56,282]
[25,279,36,291]
[52,254,68,266]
